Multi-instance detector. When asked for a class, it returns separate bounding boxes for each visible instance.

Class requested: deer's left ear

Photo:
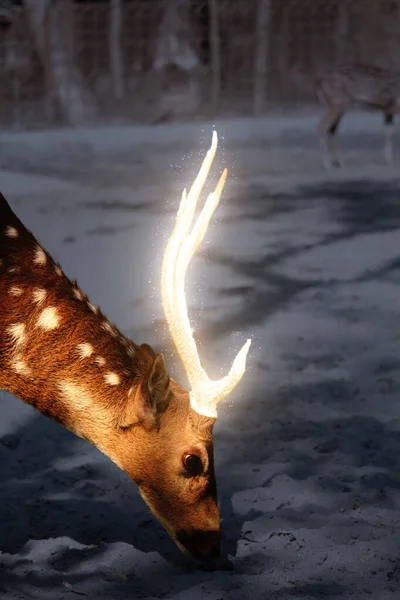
[119,353,170,429]
[146,353,170,413]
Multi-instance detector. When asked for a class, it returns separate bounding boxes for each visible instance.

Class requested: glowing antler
[161,131,251,418]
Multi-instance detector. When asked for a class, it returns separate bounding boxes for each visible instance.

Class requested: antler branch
[161,131,251,418]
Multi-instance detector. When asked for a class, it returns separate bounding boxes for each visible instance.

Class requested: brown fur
[314,63,400,168]
[0,192,221,564]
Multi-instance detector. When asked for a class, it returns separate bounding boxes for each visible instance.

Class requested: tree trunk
[109,0,124,100]
[336,0,355,65]
[152,0,202,121]
[208,0,221,115]
[43,2,55,122]
[253,0,271,116]
[24,0,95,125]
[154,0,200,71]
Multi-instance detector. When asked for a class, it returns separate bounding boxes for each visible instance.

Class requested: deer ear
[140,343,157,359]
[146,353,170,415]
[119,353,170,430]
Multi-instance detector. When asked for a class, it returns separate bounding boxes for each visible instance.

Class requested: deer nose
[177,529,221,563]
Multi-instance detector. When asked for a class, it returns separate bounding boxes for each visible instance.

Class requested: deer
[312,63,400,169]
[0,132,251,565]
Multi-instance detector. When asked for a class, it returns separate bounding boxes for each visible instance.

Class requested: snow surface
[1,111,400,598]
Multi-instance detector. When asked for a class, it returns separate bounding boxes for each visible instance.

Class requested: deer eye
[183,453,203,476]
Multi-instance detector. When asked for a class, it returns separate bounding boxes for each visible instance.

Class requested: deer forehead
[158,392,214,446]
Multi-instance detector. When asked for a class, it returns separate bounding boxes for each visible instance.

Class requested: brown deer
[0,133,251,565]
[315,63,400,168]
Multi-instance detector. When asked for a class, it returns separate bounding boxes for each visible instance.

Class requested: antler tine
[161,132,221,385]
[189,337,251,417]
[176,131,219,226]
[162,132,219,321]
[172,168,228,390]
[180,168,227,272]
[161,132,251,419]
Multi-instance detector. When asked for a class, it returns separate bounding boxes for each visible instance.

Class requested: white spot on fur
[76,342,93,359]
[32,288,47,305]
[7,323,26,347]
[37,306,60,330]
[5,226,18,238]
[88,302,99,315]
[58,380,93,412]
[73,288,84,301]
[102,321,117,337]
[104,372,120,386]
[34,245,47,265]
[57,381,123,469]
[55,265,63,276]
[9,286,23,296]
[128,386,135,397]
[95,356,106,366]
[12,356,31,376]
[127,346,135,358]
[7,266,19,273]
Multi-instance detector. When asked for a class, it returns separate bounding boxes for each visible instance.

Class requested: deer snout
[176,528,221,564]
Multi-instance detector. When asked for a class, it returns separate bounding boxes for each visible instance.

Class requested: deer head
[0,132,250,566]
[117,132,250,563]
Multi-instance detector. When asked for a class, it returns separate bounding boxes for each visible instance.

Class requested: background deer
[0,133,250,565]
[315,63,400,168]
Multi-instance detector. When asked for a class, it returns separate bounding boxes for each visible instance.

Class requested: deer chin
[174,528,221,565]
[172,536,221,568]
[165,527,221,566]
[138,487,221,565]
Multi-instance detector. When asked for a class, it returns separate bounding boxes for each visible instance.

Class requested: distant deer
[291,63,400,169]
[0,133,251,565]
[315,63,400,168]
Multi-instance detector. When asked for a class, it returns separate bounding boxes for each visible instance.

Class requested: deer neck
[0,194,150,464]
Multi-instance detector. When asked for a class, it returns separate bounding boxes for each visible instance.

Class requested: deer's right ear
[140,343,157,359]
[119,353,171,430]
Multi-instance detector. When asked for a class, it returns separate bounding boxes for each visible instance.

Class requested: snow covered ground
[1,111,400,599]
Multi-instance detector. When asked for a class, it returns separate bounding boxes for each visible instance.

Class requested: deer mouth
[175,528,221,565]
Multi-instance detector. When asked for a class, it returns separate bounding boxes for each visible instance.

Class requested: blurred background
[1,0,400,130]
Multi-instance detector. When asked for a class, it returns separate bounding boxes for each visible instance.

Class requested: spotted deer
[0,133,251,565]
[315,63,400,168]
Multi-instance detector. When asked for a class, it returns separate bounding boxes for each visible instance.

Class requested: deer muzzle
[176,527,221,564]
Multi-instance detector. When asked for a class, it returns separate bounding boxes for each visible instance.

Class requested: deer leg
[383,112,394,166]
[330,122,342,168]
[318,106,343,169]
